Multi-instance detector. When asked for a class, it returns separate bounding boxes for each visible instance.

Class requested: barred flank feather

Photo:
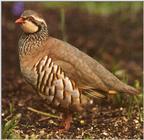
[33,56,89,111]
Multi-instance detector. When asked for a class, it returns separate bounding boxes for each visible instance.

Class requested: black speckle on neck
[19,24,48,56]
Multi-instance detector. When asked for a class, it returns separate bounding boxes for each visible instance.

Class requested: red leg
[59,113,72,132]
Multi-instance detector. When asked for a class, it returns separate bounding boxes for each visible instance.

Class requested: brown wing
[43,37,139,95]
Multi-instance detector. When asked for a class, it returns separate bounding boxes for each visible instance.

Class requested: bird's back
[43,36,139,95]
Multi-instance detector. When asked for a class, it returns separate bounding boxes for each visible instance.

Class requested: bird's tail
[108,81,139,95]
[93,60,139,95]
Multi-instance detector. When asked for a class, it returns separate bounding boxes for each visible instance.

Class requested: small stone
[108,106,111,109]
[2,113,4,116]
[80,120,85,125]
[92,107,97,112]
[39,130,45,135]
[122,116,128,122]
[48,119,57,126]
[73,117,77,121]
[77,128,80,131]
[134,119,139,123]
[49,120,54,124]
[90,126,93,130]
[103,131,108,136]
[18,101,24,107]
[25,134,29,139]
[89,99,93,104]
[120,107,123,111]
[30,133,38,139]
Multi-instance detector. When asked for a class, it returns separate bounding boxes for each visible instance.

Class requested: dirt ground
[2,3,143,139]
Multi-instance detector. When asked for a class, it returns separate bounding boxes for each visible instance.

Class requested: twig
[27,107,61,119]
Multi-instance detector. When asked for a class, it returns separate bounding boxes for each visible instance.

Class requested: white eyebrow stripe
[31,15,47,26]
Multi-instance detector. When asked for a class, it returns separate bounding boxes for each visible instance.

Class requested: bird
[15,10,139,131]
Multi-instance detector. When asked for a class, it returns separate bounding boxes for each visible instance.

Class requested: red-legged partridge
[15,10,139,131]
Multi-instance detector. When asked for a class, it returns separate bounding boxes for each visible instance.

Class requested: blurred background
[2,2,143,139]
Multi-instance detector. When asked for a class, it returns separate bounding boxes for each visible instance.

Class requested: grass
[112,67,143,121]
[2,113,22,139]
[2,101,22,139]
[43,2,143,15]
[9,100,15,114]
[60,8,67,42]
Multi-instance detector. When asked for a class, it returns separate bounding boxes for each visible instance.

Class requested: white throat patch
[21,20,39,33]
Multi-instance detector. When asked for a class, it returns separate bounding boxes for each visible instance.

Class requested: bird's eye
[27,16,34,21]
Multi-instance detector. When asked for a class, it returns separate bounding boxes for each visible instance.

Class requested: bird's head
[15,10,47,34]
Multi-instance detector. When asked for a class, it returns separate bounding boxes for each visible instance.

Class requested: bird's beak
[15,17,24,24]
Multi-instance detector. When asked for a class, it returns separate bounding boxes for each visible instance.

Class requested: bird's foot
[58,113,72,133]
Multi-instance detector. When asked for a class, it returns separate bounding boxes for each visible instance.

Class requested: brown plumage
[15,10,139,131]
